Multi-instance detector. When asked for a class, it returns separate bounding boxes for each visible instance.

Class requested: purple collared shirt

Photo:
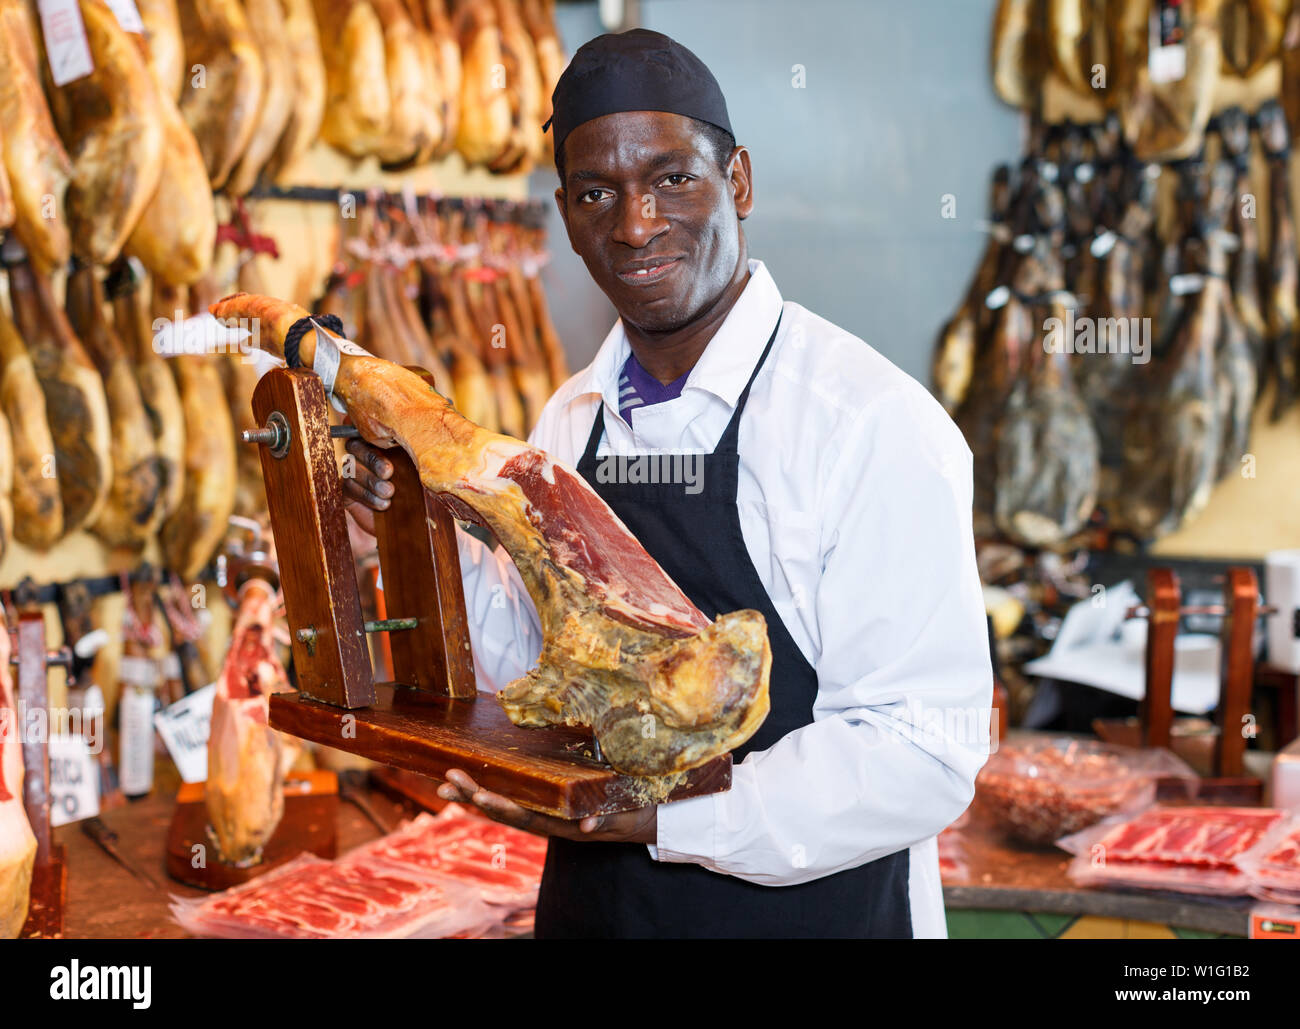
[618,352,690,424]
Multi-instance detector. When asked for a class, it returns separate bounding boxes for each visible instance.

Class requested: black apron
[534,315,912,939]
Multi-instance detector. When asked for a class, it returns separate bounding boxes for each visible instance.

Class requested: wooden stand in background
[16,613,66,938]
[249,368,731,819]
[164,771,339,891]
[1095,567,1266,803]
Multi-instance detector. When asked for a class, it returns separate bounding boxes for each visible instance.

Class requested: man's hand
[437,769,657,844]
[341,435,396,537]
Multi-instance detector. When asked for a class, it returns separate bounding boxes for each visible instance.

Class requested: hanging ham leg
[0,297,62,549]
[1218,107,1269,377]
[0,0,71,273]
[42,0,165,265]
[1259,100,1299,418]
[65,264,164,548]
[209,292,771,777]
[206,577,292,865]
[0,611,35,938]
[6,260,112,534]
[107,263,187,523]
[156,285,237,580]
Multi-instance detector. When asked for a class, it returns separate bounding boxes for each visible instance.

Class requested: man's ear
[554,186,577,253]
[728,146,754,221]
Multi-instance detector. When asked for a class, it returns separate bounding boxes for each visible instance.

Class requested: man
[344,29,991,938]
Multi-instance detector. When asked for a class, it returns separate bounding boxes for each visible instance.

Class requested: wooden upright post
[1216,567,1258,777]
[1142,568,1180,751]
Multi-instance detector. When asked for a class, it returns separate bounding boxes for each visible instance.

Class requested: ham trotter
[208,292,771,777]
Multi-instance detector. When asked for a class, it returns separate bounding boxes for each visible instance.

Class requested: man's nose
[611,191,668,248]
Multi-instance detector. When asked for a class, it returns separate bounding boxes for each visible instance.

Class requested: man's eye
[660,174,691,187]
[580,188,611,204]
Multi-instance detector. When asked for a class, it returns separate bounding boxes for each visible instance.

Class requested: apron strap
[578,309,784,466]
[714,311,783,455]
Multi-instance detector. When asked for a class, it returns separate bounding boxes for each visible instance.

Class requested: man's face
[555,111,752,334]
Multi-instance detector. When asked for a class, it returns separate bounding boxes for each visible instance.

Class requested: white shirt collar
[575,259,784,417]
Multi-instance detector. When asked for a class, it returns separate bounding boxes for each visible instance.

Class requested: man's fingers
[346,439,396,481]
[341,476,392,511]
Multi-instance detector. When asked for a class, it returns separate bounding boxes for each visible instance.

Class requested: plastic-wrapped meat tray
[349,805,548,910]
[1059,806,1286,897]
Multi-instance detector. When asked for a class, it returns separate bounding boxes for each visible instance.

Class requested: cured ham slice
[0,610,36,938]
[206,578,292,865]
[0,298,62,549]
[172,850,490,937]
[350,806,545,909]
[0,0,71,273]
[43,0,165,265]
[209,292,771,777]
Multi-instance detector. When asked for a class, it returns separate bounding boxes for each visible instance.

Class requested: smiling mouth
[616,258,682,285]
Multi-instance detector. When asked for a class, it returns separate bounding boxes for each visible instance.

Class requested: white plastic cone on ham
[206,578,295,865]
[0,612,36,937]
[209,293,771,778]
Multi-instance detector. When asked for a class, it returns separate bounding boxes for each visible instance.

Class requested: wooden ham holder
[246,367,731,819]
[1094,567,1266,803]
[12,613,67,938]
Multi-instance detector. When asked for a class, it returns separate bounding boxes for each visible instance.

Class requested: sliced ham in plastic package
[350,805,547,911]
[1236,812,1300,903]
[1058,806,1286,897]
[977,736,1197,846]
[170,853,493,939]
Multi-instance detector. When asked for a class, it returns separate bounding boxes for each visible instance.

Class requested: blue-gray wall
[534,0,1021,385]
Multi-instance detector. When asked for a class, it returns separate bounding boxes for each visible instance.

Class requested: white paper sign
[154,683,215,784]
[36,0,94,87]
[48,733,100,827]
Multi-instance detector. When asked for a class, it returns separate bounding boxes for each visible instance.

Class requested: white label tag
[335,336,371,357]
[103,0,143,33]
[118,654,160,690]
[1091,230,1118,258]
[154,683,215,784]
[1149,10,1186,84]
[1169,273,1205,296]
[37,0,94,87]
[49,733,100,827]
[118,686,156,796]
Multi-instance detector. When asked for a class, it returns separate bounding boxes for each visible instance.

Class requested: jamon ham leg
[209,293,771,777]
[206,578,294,865]
[0,611,36,937]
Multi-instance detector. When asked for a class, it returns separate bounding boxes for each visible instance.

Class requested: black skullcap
[544,29,733,156]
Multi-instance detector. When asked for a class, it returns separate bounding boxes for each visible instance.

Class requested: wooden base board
[165,772,339,891]
[20,845,66,939]
[270,685,732,819]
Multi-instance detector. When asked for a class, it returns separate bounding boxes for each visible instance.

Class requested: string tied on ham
[283,313,346,370]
